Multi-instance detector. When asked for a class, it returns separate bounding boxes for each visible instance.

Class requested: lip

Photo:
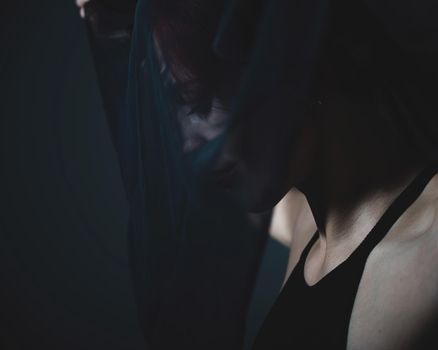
[212,162,239,188]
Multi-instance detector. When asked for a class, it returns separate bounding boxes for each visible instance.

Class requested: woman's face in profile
[175,85,317,213]
[157,37,317,213]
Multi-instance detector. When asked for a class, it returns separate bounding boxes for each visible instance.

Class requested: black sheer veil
[119,1,266,348]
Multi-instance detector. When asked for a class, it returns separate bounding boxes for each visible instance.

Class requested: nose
[178,100,230,153]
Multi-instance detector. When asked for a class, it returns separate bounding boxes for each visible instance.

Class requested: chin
[237,180,291,214]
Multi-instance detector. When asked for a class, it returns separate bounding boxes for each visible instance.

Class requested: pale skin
[269,188,315,250]
[280,173,438,350]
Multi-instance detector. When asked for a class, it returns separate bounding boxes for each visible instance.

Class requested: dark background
[0,1,288,349]
[1,1,145,348]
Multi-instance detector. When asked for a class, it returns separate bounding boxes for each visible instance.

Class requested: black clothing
[253,163,438,349]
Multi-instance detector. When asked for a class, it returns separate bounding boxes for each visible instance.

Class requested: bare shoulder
[268,188,317,284]
[348,173,438,349]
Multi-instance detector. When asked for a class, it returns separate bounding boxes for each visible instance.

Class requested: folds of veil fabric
[119,1,266,349]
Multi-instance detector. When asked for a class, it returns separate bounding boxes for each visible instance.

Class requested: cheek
[178,106,230,153]
[224,112,316,212]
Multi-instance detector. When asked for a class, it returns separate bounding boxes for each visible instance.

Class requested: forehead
[153,30,202,89]
[152,25,245,109]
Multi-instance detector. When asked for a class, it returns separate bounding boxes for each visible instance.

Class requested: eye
[186,102,212,119]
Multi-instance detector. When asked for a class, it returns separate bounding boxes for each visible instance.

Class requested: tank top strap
[356,162,438,257]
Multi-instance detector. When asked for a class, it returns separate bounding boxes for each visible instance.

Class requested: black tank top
[253,164,438,349]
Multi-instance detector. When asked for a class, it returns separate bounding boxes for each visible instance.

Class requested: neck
[296,97,424,247]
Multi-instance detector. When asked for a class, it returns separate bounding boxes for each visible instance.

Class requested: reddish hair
[151,0,231,109]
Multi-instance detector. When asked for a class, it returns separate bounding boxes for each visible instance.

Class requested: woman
[79,0,438,349]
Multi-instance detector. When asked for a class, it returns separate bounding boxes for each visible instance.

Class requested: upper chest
[283,196,438,349]
[347,228,438,350]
